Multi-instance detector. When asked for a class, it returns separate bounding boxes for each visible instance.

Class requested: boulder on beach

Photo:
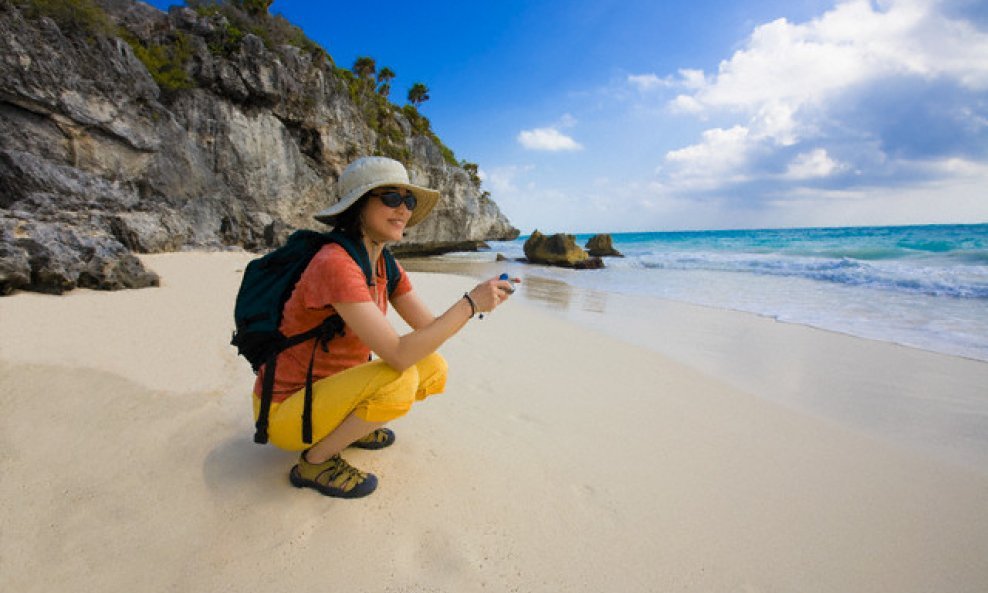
[523,231,604,269]
[585,234,623,257]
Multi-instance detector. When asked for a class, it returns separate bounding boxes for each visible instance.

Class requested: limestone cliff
[0,0,518,294]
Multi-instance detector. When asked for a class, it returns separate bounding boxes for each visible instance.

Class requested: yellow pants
[253,352,448,451]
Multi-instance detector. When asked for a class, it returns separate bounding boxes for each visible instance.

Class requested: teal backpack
[231,229,400,445]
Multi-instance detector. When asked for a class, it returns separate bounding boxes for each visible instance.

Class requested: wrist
[461,293,477,318]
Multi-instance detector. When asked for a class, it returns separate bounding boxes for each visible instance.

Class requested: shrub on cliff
[12,0,114,38]
[189,0,319,56]
[126,31,196,92]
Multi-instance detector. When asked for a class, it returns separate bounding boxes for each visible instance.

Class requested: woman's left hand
[468,276,520,314]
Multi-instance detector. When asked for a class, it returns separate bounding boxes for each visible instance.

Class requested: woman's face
[361,186,415,243]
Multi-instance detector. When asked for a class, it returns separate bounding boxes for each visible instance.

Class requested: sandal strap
[307,455,368,493]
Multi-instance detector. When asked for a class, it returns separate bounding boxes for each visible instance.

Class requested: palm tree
[352,56,376,82]
[407,82,430,107]
[376,67,395,97]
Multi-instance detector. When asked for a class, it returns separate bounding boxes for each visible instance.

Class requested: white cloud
[752,101,799,146]
[517,127,583,151]
[784,148,842,179]
[664,126,756,188]
[674,0,988,130]
[478,164,533,195]
[627,73,666,91]
[763,164,988,228]
[678,68,707,90]
[656,0,988,204]
[669,94,704,114]
[629,69,705,93]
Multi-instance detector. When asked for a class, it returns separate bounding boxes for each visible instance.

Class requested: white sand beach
[2,251,987,593]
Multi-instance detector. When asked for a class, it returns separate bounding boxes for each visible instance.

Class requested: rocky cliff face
[0,0,518,294]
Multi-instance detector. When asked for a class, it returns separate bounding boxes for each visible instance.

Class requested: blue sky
[146,0,988,233]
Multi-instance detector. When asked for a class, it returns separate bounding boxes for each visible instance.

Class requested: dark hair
[332,195,370,240]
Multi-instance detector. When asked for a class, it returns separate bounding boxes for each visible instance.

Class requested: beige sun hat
[314,156,440,228]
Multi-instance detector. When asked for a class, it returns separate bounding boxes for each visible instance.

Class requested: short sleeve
[391,261,414,299]
[295,244,374,309]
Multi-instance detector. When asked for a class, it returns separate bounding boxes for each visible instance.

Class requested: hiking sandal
[350,427,396,450]
[289,453,378,498]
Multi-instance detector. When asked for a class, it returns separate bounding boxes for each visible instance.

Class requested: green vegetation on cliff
[11,0,114,38]
[188,0,321,56]
[127,30,196,91]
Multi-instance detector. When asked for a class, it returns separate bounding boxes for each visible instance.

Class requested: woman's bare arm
[390,290,436,330]
[334,277,514,372]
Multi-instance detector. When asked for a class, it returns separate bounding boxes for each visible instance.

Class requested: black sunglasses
[373,190,418,211]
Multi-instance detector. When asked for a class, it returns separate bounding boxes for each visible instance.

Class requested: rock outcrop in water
[585,234,623,257]
[0,0,518,294]
[523,230,604,269]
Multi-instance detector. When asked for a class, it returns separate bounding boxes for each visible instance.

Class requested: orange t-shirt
[253,243,413,402]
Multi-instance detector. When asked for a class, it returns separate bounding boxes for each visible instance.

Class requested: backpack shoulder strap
[324,230,375,288]
[382,247,401,297]
[324,231,401,296]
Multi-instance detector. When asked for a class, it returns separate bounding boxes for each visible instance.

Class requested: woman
[253,156,516,499]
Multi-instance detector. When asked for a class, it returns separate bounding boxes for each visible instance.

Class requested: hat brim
[313,181,440,229]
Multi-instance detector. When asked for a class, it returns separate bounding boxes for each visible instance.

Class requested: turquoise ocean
[488,223,988,362]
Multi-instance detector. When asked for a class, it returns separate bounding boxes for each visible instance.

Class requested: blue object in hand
[499,273,517,294]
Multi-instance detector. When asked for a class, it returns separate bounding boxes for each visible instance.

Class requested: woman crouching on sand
[252,156,517,498]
